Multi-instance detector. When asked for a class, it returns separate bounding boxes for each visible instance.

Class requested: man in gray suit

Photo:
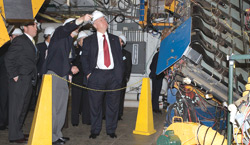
[5,20,38,144]
[43,14,92,145]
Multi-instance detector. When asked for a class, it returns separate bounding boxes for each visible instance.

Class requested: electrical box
[124,42,146,74]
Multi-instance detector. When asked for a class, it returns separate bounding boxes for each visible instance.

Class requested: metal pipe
[230,54,250,60]
[227,60,234,145]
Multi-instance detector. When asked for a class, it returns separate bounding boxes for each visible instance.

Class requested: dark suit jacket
[36,42,47,74]
[43,20,79,77]
[122,49,132,82]
[72,46,87,85]
[149,52,164,79]
[4,34,38,79]
[81,33,124,83]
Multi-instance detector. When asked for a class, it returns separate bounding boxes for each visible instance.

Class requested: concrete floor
[0,108,166,145]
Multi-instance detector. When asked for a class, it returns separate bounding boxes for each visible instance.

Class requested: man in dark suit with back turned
[118,34,132,120]
[29,26,55,111]
[81,10,124,139]
[149,48,165,114]
[71,31,90,126]
[43,14,92,145]
[37,26,55,76]
[4,20,38,144]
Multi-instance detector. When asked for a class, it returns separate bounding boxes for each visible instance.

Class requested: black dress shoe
[107,133,117,138]
[9,138,28,144]
[118,116,123,120]
[153,110,162,114]
[0,125,7,130]
[59,137,70,142]
[82,121,91,125]
[89,133,99,139]
[24,134,29,139]
[53,139,65,145]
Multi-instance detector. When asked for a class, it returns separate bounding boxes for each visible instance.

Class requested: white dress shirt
[25,33,37,53]
[45,41,49,59]
[24,33,33,42]
[96,32,114,69]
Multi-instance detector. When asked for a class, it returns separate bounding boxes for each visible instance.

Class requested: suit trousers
[151,77,163,111]
[8,75,32,141]
[88,69,121,134]
[47,71,69,142]
[71,75,90,125]
[81,89,90,124]
[119,80,127,117]
[0,76,8,128]
[71,76,83,125]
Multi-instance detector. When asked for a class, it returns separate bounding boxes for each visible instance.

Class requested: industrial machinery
[245,8,250,31]
[157,117,227,145]
[228,80,250,145]
[149,0,250,144]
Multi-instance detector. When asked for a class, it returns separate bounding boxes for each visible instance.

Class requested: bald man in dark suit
[81,10,124,139]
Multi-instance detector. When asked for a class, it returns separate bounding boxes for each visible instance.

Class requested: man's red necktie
[103,35,111,67]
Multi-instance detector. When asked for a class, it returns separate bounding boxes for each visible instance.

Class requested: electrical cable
[118,0,132,13]
[211,130,218,145]
[103,0,109,5]
[203,127,211,145]
[196,124,202,145]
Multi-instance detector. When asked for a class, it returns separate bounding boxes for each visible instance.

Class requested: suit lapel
[92,34,98,58]
[23,35,39,62]
[108,34,116,56]
[23,34,36,54]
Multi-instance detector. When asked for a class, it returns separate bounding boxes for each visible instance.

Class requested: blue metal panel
[139,0,145,21]
[156,17,192,75]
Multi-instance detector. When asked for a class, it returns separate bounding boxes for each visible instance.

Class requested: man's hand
[68,75,72,83]
[87,73,91,80]
[71,66,79,75]
[13,76,19,82]
[76,14,92,25]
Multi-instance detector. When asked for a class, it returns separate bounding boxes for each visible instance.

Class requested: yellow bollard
[133,78,156,135]
[0,15,10,47]
[28,75,52,145]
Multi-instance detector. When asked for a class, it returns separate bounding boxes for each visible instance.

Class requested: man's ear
[93,23,97,29]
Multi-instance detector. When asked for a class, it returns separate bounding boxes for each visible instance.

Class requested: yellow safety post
[0,16,10,47]
[28,74,52,145]
[31,0,45,18]
[0,0,6,18]
[133,78,156,135]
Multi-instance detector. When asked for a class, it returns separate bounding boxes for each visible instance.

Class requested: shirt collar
[97,31,108,38]
[24,33,33,41]
[45,41,49,47]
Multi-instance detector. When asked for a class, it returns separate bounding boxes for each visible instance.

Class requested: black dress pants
[151,77,163,111]
[71,74,90,125]
[118,80,127,118]
[0,76,8,128]
[88,69,121,134]
[8,75,32,141]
